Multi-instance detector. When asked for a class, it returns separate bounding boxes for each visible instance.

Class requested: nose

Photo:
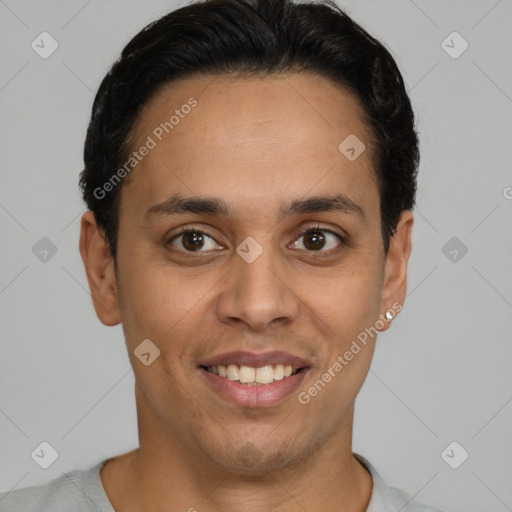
[216,242,300,331]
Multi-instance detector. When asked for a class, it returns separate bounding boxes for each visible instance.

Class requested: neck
[100,391,372,512]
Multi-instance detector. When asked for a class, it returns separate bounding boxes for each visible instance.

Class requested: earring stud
[385,310,394,322]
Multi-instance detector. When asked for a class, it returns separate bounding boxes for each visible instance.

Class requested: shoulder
[378,482,444,512]
[0,460,111,512]
[354,453,446,512]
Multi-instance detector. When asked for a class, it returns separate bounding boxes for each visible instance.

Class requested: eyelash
[166,224,346,255]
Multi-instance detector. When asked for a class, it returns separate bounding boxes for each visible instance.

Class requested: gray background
[1,0,511,510]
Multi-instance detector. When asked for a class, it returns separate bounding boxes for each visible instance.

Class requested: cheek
[306,256,382,336]
[116,255,228,368]
[299,251,382,400]
[116,260,199,342]
[299,281,379,419]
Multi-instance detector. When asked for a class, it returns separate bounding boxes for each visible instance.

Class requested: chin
[204,435,311,475]
[222,451,296,475]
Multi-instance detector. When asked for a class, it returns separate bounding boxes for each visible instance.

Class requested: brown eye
[292,228,344,252]
[182,231,205,251]
[303,231,326,250]
[168,230,219,252]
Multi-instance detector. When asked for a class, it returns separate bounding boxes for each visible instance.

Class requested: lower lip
[199,367,309,408]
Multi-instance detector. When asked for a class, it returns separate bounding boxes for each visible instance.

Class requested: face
[80,73,412,474]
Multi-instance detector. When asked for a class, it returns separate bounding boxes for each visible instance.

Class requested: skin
[80,73,413,512]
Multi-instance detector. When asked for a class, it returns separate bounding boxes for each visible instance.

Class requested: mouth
[200,363,302,384]
[198,351,311,407]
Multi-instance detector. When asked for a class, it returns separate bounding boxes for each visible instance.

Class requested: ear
[378,210,414,332]
[79,210,121,326]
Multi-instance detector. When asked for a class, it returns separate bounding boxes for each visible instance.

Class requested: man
[0,0,444,510]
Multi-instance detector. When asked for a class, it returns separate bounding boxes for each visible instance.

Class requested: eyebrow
[145,192,367,223]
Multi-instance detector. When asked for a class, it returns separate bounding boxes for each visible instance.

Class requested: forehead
[121,73,378,220]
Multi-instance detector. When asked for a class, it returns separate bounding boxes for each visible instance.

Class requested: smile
[198,351,311,408]
[202,364,300,384]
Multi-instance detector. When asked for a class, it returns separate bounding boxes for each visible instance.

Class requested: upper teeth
[206,364,299,384]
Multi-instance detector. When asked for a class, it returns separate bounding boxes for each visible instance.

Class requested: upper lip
[199,350,311,369]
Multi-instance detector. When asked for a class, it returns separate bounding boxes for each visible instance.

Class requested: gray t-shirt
[0,452,443,511]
